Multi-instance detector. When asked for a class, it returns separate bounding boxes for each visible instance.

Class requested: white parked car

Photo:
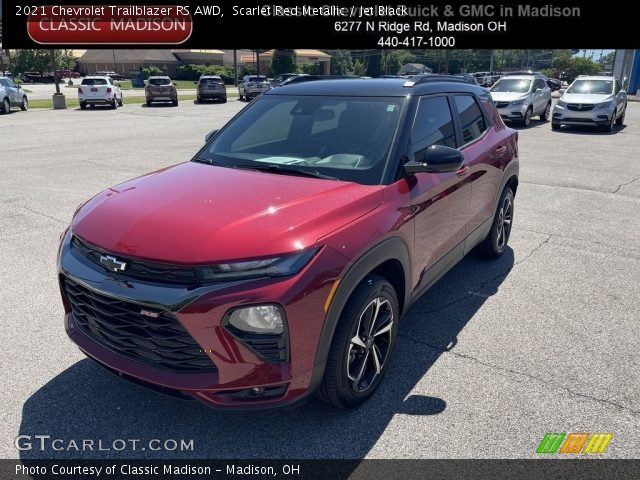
[78,76,123,110]
[238,75,271,101]
[0,76,29,114]
[552,76,627,132]
[490,75,552,127]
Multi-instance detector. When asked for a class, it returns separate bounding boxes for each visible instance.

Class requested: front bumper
[495,103,529,121]
[57,230,347,409]
[552,104,613,126]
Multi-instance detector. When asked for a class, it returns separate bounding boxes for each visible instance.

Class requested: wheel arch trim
[307,236,411,394]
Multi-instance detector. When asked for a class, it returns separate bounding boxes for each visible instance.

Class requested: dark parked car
[195,75,227,103]
[145,76,178,106]
[58,78,519,409]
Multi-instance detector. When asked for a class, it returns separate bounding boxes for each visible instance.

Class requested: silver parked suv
[490,74,552,127]
[552,76,627,132]
[0,76,29,114]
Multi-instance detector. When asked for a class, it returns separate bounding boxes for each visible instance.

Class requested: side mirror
[204,129,219,143]
[194,81,198,84]
[559,88,565,95]
[404,145,464,174]
[535,88,543,93]
[173,82,177,86]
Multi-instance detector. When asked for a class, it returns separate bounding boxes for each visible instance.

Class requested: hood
[490,92,530,102]
[72,162,382,263]
[560,93,613,104]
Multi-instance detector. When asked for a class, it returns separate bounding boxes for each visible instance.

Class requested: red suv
[58,77,519,409]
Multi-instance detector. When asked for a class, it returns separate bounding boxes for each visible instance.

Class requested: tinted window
[81,78,107,86]
[453,95,487,144]
[491,79,531,93]
[197,95,404,185]
[149,78,171,85]
[411,96,456,154]
[567,80,613,95]
[534,79,546,90]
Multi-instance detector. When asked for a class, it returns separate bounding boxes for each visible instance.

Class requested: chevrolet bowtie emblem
[99,255,127,272]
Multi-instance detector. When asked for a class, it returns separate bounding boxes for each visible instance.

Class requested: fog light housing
[228,305,284,335]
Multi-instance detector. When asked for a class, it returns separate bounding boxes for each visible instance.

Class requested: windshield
[81,78,107,86]
[567,80,613,95]
[195,95,404,185]
[148,78,171,85]
[248,76,267,82]
[491,79,531,93]
[201,78,223,85]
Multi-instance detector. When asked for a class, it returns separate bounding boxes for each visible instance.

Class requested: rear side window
[453,95,487,144]
[411,96,456,154]
[81,78,107,86]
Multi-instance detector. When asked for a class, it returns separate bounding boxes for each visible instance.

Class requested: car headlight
[510,99,526,106]
[195,247,318,282]
[556,100,567,108]
[596,101,613,109]
[227,305,284,334]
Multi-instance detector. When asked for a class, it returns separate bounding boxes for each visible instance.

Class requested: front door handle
[456,166,470,178]
[495,145,507,155]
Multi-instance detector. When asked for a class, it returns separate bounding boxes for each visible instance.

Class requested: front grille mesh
[495,101,509,108]
[63,277,216,372]
[567,104,595,111]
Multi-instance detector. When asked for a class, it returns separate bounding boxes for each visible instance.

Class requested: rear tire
[221,97,227,103]
[476,187,515,259]
[146,100,152,107]
[111,98,118,109]
[80,102,87,110]
[318,275,399,409]
[172,98,178,106]
[551,121,560,130]
[118,95,123,107]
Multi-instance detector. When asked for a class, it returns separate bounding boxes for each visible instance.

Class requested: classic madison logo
[537,432,613,454]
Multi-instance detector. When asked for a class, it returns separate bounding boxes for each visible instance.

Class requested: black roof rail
[404,74,468,87]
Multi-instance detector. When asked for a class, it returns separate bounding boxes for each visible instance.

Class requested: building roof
[172,49,224,55]
[78,49,179,63]
[240,49,330,63]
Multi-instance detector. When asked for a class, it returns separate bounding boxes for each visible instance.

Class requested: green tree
[11,49,76,75]
[271,49,297,76]
[351,59,366,77]
[326,50,352,75]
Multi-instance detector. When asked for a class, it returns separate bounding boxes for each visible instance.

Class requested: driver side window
[411,96,456,161]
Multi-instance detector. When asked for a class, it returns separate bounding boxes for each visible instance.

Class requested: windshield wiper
[233,164,339,181]
[193,158,227,167]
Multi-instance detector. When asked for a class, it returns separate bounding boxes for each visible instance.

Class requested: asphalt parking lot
[1,100,639,460]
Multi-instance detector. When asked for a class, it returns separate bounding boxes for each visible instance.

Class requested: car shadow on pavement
[18,249,513,461]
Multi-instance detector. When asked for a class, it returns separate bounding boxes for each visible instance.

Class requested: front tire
[602,111,615,132]
[318,275,399,409]
[476,187,515,259]
[1,97,10,114]
[615,104,626,126]
[522,107,532,127]
[540,102,551,121]
[21,96,28,111]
